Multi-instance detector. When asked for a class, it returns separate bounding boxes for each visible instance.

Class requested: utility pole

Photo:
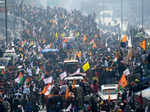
[5,0,7,47]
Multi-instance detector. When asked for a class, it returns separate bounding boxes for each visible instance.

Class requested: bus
[98,84,118,100]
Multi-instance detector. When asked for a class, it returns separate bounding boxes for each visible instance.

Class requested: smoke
[39,0,47,9]
[38,0,101,14]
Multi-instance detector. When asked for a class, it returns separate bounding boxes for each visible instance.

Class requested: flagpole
[5,0,8,48]
[121,0,123,37]
[102,0,104,31]
[141,0,144,29]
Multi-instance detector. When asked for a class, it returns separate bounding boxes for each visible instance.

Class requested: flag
[82,61,90,72]
[30,41,34,46]
[75,32,80,37]
[66,104,72,111]
[43,76,53,84]
[60,72,67,80]
[64,38,69,43]
[139,40,146,50]
[49,42,52,48]
[1,69,6,75]
[65,87,69,99]
[90,39,94,45]
[83,35,87,42]
[123,68,130,76]
[61,33,65,38]
[21,40,26,47]
[41,84,54,95]
[70,68,86,76]
[76,51,82,58]
[92,42,97,48]
[15,72,24,84]
[121,35,127,42]
[56,32,58,39]
[118,74,128,89]
[128,36,132,47]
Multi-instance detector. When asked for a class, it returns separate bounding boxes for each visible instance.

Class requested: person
[40,93,45,109]
[24,99,32,112]
[32,103,40,112]
[3,98,11,112]
[0,98,6,112]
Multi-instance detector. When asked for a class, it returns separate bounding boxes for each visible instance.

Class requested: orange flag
[1,69,5,75]
[93,42,97,48]
[121,35,127,42]
[119,74,128,88]
[64,38,69,43]
[76,51,82,58]
[83,35,87,42]
[65,87,69,99]
[41,84,50,95]
[139,40,146,50]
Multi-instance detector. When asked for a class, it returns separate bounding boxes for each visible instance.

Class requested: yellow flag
[75,32,80,37]
[56,32,58,39]
[61,33,65,38]
[30,41,34,46]
[139,40,146,50]
[82,61,90,72]
[121,35,127,42]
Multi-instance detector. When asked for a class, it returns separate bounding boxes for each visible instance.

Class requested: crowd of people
[0,3,150,112]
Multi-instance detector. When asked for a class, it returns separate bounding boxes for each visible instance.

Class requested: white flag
[70,68,86,76]
[60,72,67,80]
[66,104,72,111]
[123,68,130,76]
[44,85,54,95]
[43,76,53,84]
